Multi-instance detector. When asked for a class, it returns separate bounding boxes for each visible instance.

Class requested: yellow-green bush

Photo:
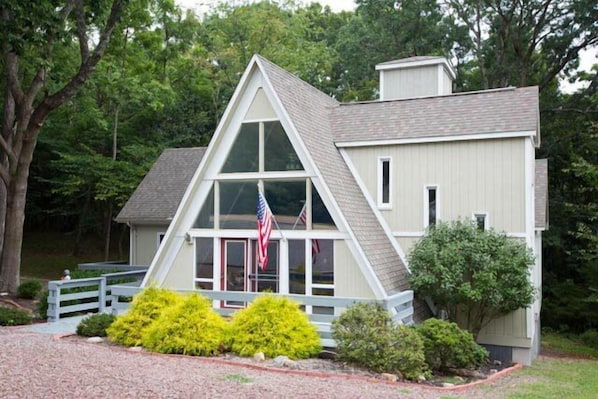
[228,294,321,359]
[141,293,229,356]
[106,287,181,347]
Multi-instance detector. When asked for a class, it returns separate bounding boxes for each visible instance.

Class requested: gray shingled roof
[331,86,539,144]
[257,56,413,296]
[535,159,548,229]
[116,148,206,224]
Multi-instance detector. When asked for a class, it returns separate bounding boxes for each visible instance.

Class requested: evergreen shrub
[17,279,43,299]
[142,293,228,356]
[0,307,33,326]
[37,290,49,319]
[581,330,598,350]
[417,318,488,371]
[228,294,321,359]
[106,287,182,347]
[331,302,428,379]
[76,313,116,337]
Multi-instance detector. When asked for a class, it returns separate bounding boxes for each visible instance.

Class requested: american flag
[257,190,273,271]
[298,205,320,255]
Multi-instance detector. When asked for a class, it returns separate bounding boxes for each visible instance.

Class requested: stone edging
[53,332,523,392]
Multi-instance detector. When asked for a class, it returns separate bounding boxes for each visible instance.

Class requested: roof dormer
[375,56,456,100]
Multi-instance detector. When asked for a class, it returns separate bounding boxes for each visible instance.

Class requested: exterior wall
[381,64,438,100]
[131,224,168,266]
[162,241,195,290]
[335,240,375,298]
[245,88,276,120]
[344,138,527,235]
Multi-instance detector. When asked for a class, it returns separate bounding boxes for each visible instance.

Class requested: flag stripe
[257,191,273,271]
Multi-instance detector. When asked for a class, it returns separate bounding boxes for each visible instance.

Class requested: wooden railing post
[47,281,61,322]
[98,277,107,314]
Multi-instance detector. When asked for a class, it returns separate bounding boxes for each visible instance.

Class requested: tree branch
[74,0,89,62]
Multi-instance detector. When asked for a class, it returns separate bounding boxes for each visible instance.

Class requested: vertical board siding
[134,225,168,266]
[345,138,526,234]
[335,240,376,298]
[244,88,277,120]
[382,65,438,100]
[163,241,195,290]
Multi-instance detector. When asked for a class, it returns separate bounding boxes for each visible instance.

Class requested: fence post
[47,281,60,322]
[98,277,107,314]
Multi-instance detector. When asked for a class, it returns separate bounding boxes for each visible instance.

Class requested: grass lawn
[499,333,598,399]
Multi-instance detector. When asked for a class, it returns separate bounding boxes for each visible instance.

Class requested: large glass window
[264,180,306,230]
[193,186,214,228]
[221,123,259,173]
[289,240,306,294]
[264,121,303,171]
[312,185,335,229]
[219,181,257,229]
[195,238,213,290]
[312,239,334,314]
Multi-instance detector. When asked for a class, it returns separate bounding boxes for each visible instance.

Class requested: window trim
[377,156,392,209]
[423,185,439,228]
[472,212,489,231]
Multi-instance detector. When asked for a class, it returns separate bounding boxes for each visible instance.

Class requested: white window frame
[377,156,392,209]
[193,237,215,290]
[423,185,439,228]
[472,212,489,231]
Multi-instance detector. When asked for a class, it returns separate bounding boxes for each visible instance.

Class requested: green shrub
[76,313,116,337]
[408,220,535,337]
[580,330,598,350]
[0,307,33,326]
[106,287,182,347]
[17,279,43,299]
[332,302,428,379]
[142,293,228,356]
[417,318,488,371]
[228,294,321,359]
[37,290,49,319]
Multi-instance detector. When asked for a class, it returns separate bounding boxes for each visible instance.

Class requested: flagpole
[292,203,306,231]
[257,183,287,242]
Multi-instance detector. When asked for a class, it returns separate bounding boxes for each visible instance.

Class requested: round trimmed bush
[332,302,428,379]
[76,313,116,337]
[17,279,43,299]
[417,318,488,371]
[106,287,182,347]
[580,329,598,350]
[228,294,321,359]
[142,293,229,356]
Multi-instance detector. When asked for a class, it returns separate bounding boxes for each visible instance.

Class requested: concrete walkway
[18,315,86,335]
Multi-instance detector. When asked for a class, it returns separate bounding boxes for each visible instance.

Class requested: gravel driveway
[0,328,524,398]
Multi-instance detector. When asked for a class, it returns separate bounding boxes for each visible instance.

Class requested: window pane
[312,240,333,285]
[195,238,213,279]
[289,240,306,294]
[250,240,278,293]
[264,121,303,171]
[382,160,390,204]
[220,181,257,229]
[312,185,336,230]
[221,123,259,173]
[264,180,306,230]
[475,214,486,231]
[428,188,437,226]
[193,186,214,228]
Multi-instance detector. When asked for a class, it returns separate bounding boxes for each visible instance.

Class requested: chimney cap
[376,56,456,80]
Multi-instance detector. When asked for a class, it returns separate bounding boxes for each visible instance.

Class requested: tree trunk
[104,202,113,261]
[0,138,35,293]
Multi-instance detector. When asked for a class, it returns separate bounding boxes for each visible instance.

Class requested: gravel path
[0,328,524,398]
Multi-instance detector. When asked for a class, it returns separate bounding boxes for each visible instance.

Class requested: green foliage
[0,307,33,326]
[580,330,598,351]
[408,220,536,337]
[417,318,488,371]
[17,279,43,299]
[76,313,116,337]
[37,290,49,319]
[331,302,428,379]
[106,287,182,347]
[228,294,321,359]
[142,293,228,356]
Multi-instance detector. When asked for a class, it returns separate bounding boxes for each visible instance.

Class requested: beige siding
[477,309,531,348]
[132,224,168,266]
[162,243,194,290]
[442,67,453,94]
[382,65,438,100]
[345,138,527,234]
[396,237,421,257]
[244,88,276,120]
[334,240,375,298]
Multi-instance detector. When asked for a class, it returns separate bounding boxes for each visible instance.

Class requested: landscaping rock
[273,355,299,369]
[380,373,398,382]
[253,352,265,362]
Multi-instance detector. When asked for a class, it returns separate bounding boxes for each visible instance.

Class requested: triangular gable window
[221,121,303,173]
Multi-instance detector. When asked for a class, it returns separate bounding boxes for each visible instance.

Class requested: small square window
[473,213,488,231]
